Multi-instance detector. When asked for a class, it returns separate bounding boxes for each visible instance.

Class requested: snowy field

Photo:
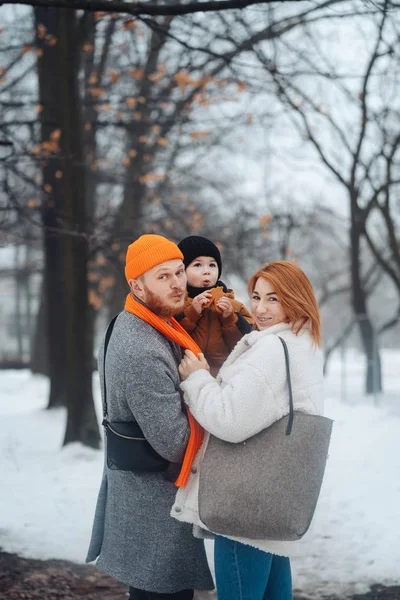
[0,350,400,598]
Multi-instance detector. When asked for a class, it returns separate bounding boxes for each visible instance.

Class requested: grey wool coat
[86,310,213,594]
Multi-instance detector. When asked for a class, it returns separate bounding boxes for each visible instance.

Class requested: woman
[171,261,324,600]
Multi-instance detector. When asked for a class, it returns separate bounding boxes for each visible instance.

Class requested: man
[86,234,213,600]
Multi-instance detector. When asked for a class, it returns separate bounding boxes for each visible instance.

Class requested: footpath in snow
[0,350,399,598]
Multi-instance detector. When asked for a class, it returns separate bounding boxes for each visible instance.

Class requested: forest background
[1,0,400,448]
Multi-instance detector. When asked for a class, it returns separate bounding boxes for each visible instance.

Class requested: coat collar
[245,322,292,346]
[218,322,292,374]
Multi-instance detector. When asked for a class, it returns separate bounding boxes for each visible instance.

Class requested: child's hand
[216,297,234,319]
[192,291,212,314]
[179,350,210,381]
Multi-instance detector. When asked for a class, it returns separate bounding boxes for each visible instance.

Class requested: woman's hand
[179,350,210,381]
[192,291,212,315]
[216,297,234,319]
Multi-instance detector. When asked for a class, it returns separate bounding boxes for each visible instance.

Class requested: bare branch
[378,306,400,334]
[364,225,400,292]
[0,0,316,17]
[350,1,388,193]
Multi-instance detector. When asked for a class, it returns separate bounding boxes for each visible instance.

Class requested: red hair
[248,261,322,346]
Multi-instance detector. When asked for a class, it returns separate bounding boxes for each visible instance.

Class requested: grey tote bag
[198,336,333,541]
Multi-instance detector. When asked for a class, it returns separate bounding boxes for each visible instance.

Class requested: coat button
[191,467,197,474]
[174,505,182,513]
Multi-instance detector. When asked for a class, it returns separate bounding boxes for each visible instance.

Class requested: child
[177,235,253,376]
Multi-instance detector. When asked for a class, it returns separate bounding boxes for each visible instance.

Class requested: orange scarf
[124,292,204,487]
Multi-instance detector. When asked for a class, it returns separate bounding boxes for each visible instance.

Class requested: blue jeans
[214,536,293,600]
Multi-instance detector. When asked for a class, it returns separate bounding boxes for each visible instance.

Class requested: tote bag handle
[277,336,294,436]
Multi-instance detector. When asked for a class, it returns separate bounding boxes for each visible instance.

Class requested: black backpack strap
[102,314,119,420]
[277,336,294,436]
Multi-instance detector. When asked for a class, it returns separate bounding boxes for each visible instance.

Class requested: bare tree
[248,1,400,392]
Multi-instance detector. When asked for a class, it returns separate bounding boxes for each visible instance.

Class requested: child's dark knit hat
[178,236,222,278]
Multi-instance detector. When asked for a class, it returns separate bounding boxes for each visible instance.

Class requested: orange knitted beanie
[125,234,184,281]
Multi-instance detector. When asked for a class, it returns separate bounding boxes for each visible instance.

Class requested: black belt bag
[101,316,169,473]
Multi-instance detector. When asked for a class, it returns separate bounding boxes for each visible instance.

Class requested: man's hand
[192,291,212,315]
[179,350,210,381]
[216,297,234,319]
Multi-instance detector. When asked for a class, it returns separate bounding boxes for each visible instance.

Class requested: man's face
[131,259,187,319]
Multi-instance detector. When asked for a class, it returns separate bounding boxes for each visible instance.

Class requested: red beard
[143,285,186,318]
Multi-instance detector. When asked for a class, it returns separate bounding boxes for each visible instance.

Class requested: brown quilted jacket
[178,288,254,377]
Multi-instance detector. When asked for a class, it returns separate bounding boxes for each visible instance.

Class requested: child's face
[186,256,219,288]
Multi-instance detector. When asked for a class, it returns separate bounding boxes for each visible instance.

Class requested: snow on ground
[0,350,399,598]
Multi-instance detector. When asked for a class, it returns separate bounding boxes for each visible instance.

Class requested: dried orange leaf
[88,289,102,310]
[129,68,144,79]
[148,72,164,82]
[50,129,61,141]
[126,97,137,108]
[88,87,105,97]
[123,18,137,29]
[138,173,165,184]
[259,214,272,228]
[190,131,208,140]
[37,24,47,38]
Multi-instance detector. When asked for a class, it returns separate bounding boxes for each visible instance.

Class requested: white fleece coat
[171,321,324,557]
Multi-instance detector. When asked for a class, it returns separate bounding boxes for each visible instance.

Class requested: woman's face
[251,277,288,331]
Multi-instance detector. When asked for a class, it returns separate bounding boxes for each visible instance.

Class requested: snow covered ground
[0,350,399,598]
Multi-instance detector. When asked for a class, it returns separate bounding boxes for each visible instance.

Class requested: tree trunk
[14,245,24,362]
[35,7,67,406]
[30,285,49,376]
[350,202,382,394]
[24,244,33,360]
[53,9,99,448]
[34,7,99,445]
